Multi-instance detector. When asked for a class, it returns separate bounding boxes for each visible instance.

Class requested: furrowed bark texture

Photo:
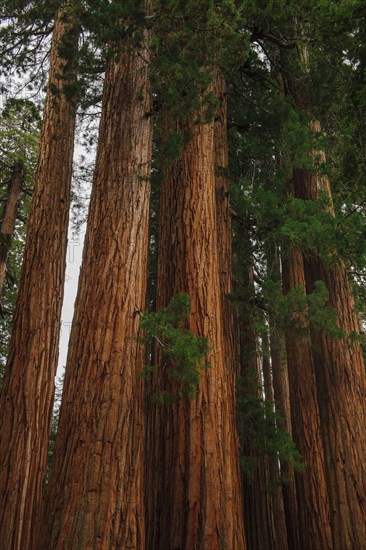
[293,163,366,549]
[146,112,246,549]
[282,248,333,550]
[0,162,24,294]
[41,25,152,550]
[282,48,366,546]
[0,10,77,550]
[214,70,232,316]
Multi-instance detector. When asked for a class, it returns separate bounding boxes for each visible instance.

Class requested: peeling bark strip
[41,8,153,550]
[145,83,246,549]
[282,248,333,550]
[0,9,77,550]
[0,162,24,294]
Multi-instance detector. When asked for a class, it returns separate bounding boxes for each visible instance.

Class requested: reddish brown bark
[280,44,366,545]
[0,10,77,550]
[145,102,246,548]
[282,248,333,550]
[214,69,232,305]
[0,162,24,294]
[40,18,153,550]
[294,162,366,548]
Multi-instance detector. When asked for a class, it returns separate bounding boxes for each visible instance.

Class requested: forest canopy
[0,1,366,549]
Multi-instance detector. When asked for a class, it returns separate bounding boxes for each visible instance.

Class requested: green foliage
[261,279,343,338]
[238,371,303,482]
[0,98,40,379]
[140,294,210,402]
[151,0,249,123]
[276,196,338,262]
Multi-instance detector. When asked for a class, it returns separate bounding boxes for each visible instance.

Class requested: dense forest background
[0,1,366,549]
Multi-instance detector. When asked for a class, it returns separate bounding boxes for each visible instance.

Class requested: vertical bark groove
[282,247,333,550]
[146,91,246,549]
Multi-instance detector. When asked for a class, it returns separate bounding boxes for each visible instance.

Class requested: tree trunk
[266,245,299,550]
[40,14,152,550]
[282,247,333,550]
[293,121,366,550]
[236,258,274,550]
[262,331,289,550]
[214,69,232,314]
[145,100,246,548]
[0,161,24,294]
[280,43,366,545]
[293,163,366,548]
[0,9,77,550]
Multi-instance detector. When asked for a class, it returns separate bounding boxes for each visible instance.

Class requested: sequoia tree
[281,44,366,548]
[0,8,77,549]
[282,247,333,549]
[41,3,153,548]
[145,76,246,547]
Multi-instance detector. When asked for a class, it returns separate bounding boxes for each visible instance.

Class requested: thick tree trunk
[0,161,24,294]
[293,162,366,548]
[0,9,77,550]
[40,16,152,550]
[145,102,246,548]
[280,44,366,545]
[282,247,333,550]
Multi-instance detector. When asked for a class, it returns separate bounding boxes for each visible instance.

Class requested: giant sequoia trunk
[282,247,333,550]
[40,14,152,550]
[145,87,246,548]
[0,161,24,294]
[282,50,366,547]
[293,162,366,549]
[0,10,77,550]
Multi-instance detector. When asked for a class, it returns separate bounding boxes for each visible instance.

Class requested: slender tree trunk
[41,13,152,550]
[0,9,77,550]
[236,249,273,549]
[262,331,289,550]
[0,161,24,294]
[282,247,333,550]
[265,244,299,550]
[145,97,246,548]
